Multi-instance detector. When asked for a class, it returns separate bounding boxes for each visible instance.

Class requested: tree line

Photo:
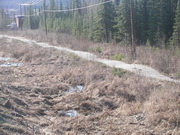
[1,0,180,48]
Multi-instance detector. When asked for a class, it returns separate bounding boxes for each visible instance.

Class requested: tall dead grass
[0,37,180,134]
[137,46,180,77]
[144,84,180,128]
[2,30,180,79]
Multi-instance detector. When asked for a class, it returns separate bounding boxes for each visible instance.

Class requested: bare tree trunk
[130,0,136,60]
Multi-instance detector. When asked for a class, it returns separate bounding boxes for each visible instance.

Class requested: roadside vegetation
[0,36,179,135]
[0,0,180,134]
[3,30,180,79]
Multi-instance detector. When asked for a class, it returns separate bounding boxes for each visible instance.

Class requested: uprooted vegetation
[0,37,180,135]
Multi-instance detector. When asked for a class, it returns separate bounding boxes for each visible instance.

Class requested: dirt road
[0,34,179,83]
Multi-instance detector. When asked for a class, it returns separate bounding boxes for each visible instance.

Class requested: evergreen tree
[39,7,45,29]
[172,0,180,47]
[47,0,56,31]
[146,0,159,45]
[93,0,115,42]
[87,9,95,41]
[5,0,178,47]
[72,0,83,37]
[23,6,32,29]
[0,9,8,29]
[73,11,83,37]
[114,0,131,43]
[134,0,148,44]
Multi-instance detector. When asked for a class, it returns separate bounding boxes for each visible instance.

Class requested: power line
[5,0,39,13]
[22,10,44,17]
[7,0,41,11]
[6,0,43,16]
[44,0,114,12]
[19,0,42,6]
[22,0,114,17]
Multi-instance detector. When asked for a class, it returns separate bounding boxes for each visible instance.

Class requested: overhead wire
[9,0,43,16]
[22,0,114,17]
[21,0,38,5]
[23,10,44,17]
[7,5,20,12]
[7,0,114,17]
[44,0,114,12]
[6,0,30,13]
[19,0,42,6]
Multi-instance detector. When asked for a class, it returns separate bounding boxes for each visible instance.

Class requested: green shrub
[89,46,102,53]
[95,46,102,53]
[176,72,180,79]
[69,53,80,61]
[146,39,151,46]
[111,67,126,77]
[113,54,124,61]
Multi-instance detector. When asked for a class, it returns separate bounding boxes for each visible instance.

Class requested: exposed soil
[0,37,179,135]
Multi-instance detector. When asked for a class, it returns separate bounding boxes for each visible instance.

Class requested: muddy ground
[0,38,179,135]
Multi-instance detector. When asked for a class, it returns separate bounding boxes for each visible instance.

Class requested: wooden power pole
[43,0,48,35]
[20,5,23,30]
[130,0,136,60]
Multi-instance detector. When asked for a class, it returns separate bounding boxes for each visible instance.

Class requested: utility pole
[2,9,4,22]
[130,0,136,60]
[43,0,48,35]
[0,9,3,29]
[20,5,23,30]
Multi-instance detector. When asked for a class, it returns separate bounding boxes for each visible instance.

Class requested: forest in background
[0,0,180,48]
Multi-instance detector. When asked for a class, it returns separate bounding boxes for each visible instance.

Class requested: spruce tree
[0,9,5,29]
[134,0,148,44]
[72,0,83,37]
[172,0,180,47]
[47,0,56,31]
[73,11,83,37]
[93,0,115,42]
[23,6,33,29]
[114,0,131,43]
[87,9,95,41]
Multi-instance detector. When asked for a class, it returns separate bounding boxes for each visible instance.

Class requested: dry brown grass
[2,30,180,79]
[0,32,180,134]
[144,85,180,128]
[137,46,180,77]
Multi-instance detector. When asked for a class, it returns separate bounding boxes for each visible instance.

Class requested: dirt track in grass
[0,37,179,135]
[0,34,179,83]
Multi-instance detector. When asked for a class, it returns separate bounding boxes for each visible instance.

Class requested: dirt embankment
[0,38,179,135]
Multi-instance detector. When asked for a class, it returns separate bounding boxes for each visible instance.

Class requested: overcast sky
[0,0,40,8]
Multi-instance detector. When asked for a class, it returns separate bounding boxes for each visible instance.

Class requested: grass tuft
[113,54,124,61]
[111,67,127,77]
